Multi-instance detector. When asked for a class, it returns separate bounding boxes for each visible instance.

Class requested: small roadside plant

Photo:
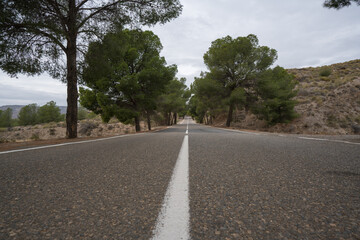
[319,66,332,77]
[30,133,40,141]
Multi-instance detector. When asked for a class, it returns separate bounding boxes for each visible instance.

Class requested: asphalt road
[1,120,359,239]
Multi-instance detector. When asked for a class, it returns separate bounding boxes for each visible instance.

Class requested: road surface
[1,119,359,239]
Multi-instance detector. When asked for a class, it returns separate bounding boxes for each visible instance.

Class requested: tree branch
[77,0,148,30]
[76,0,90,11]
[45,0,69,33]
[8,23,67,52]
[77,47,87,56]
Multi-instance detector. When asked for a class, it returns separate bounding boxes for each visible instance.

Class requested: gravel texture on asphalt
[1,122,359,239]
[0,128,185,239]
[189,124,360,239]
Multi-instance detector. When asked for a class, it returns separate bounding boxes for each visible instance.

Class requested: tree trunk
[134,116,141,132]
[66,0,78,139]
[170,113,174,125]
[167,112,171,126]
[199,114,204,124]
[174,112,177,124]
[226,102,234,127]
[147,112,151,131]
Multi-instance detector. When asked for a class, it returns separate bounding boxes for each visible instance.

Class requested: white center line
[152,133,190,239]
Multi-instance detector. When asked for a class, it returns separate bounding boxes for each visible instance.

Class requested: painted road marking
[220,128,262,135]
[298,137,328,141]
[152,122,190,240]
[179,118,187,125]
[0,133,144,155]
[298,136,360,145]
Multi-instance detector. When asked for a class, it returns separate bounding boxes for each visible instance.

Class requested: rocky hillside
[221,59,360,134]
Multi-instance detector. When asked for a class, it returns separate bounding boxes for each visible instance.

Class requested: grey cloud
[0,83,67,106]
[1,0,359,104]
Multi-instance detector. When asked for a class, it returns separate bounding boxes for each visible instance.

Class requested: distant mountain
[0,105,67,119]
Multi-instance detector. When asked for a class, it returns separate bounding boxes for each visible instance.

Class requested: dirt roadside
[0,126,167,152]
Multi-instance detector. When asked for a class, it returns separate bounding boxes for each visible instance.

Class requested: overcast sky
[1,0,359,106]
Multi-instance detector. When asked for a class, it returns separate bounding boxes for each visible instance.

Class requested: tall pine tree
[0,0,182,138]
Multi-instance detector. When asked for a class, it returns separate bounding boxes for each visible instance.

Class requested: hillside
[218,59,360,134]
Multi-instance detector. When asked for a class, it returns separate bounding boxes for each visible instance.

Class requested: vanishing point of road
[1,118,359,239]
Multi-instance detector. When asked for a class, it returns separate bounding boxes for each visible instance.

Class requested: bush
[18,104,38,126]
[78,107,88,120]
[37,101,62,123]
[0,108,13,127]
[319,66,332,77]
[326,114,337,128]
[42,122,57,128]
[87,112,98,119]
[49,128,56,135]
[30,133,40,140]
[79,121,98,136]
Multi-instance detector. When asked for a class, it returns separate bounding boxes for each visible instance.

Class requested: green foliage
[80,29,176,131]
[323,0,360,9]
[0,0,182,79]
[157,77,190,125]
[319,66,332,77]
[230,88,246,105]
[87,112,98,119]
[253,67,298,125]
[0,108,13,127]
[11,119,20,127]
[203,34,277,89]
[77,107,89,121]
[190,73,226,123]
[0,0,182,138]
[18,104,38,126]
[202,34,278,126]
[191,35,298,127]
[37,101,62,123]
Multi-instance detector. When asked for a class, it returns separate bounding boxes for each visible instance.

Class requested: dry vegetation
[216,59,360,134]
[0,117,162,143]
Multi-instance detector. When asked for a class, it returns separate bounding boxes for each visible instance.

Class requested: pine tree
[253,67,298,125]
[80,29,176,131]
